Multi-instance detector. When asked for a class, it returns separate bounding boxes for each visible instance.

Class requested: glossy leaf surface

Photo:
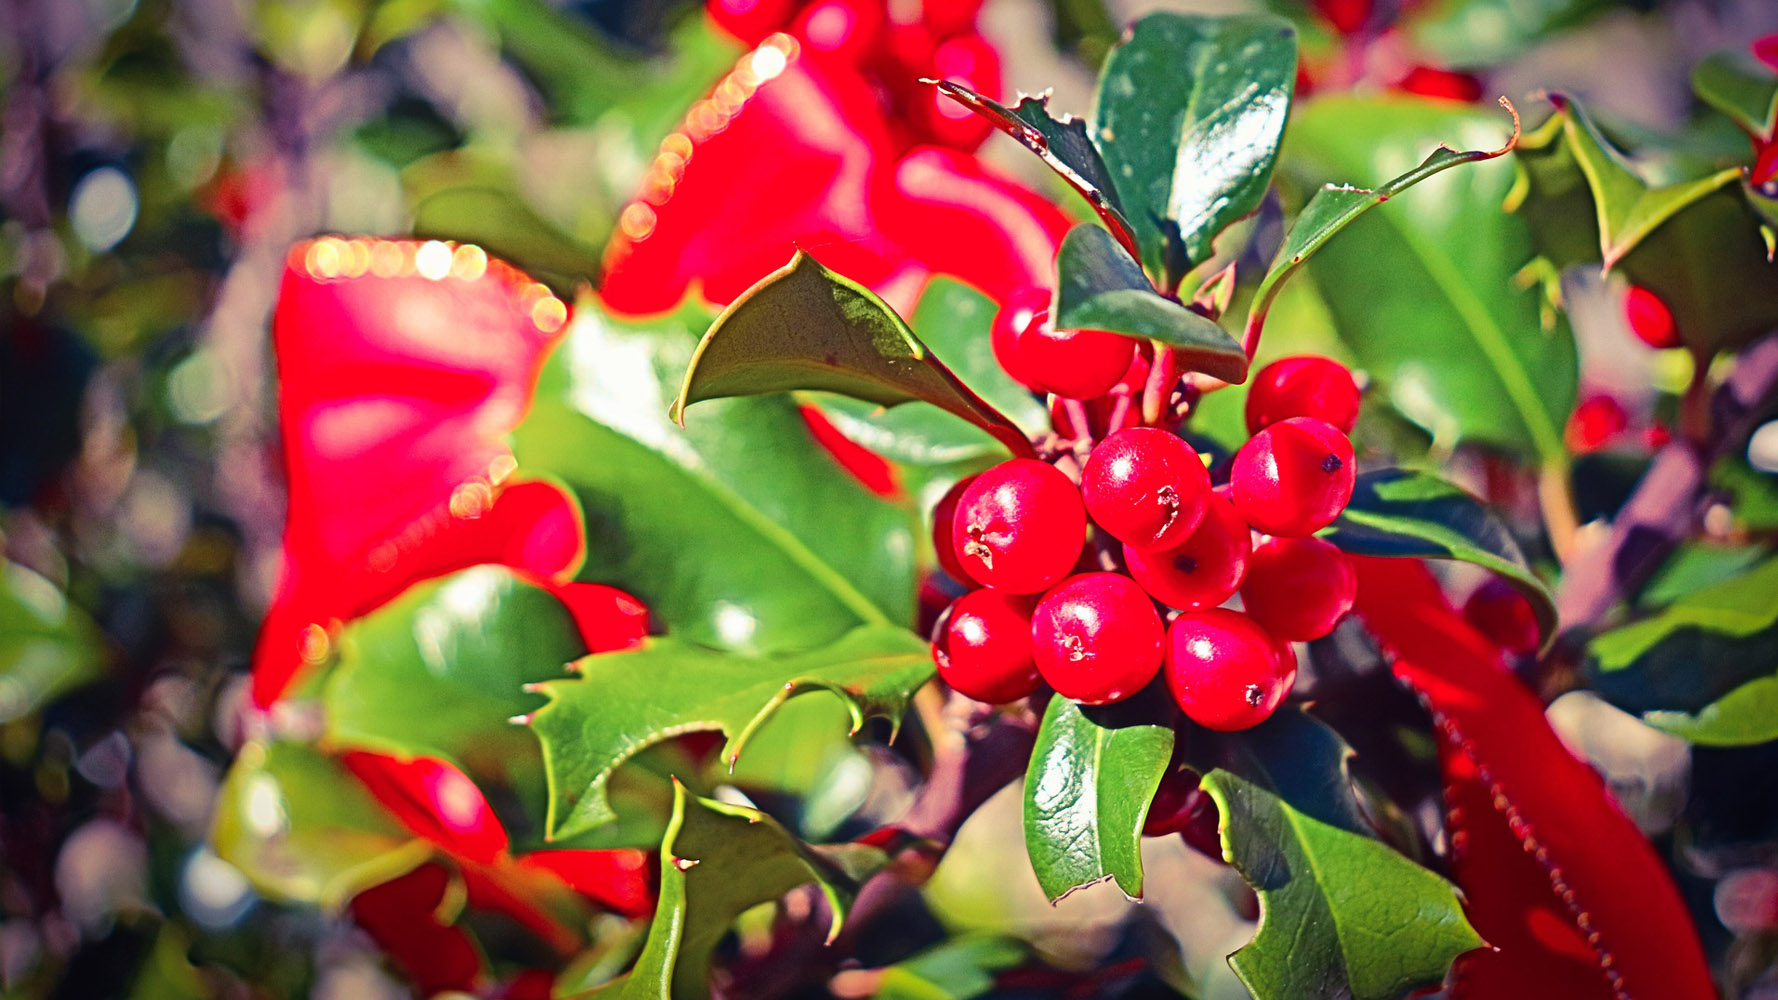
[529,625,929,840]
[1054,225,1249,382]
[1691,51,1778,142]
[1021,695,1174,901]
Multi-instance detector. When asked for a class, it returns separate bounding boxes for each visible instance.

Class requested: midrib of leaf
[576,412,893,629]
[1371,208,1566,465]
[1275,803,1351,982]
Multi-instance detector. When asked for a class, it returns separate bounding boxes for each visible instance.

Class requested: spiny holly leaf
[1202,768,1483,1000]
[593,782,888,1000]
[672,251,1031,458]
[1508,97,1778,355]
[1589,557,1778,745]
[1324,468,1555,647]
[1022,695,1174,902]
[323,567,585,776]
[1055,224,1248,383]
[928,81,1138,263]
[0,559,105,724]
[1692,49,1778,141]
[1274,97,1577,464]
[1354,558,1716,1000]
[528,625,930,841]
[514,291,914,656]
[211,742,432,909]
[1092,12,1297,287]
[814,277,1047,468]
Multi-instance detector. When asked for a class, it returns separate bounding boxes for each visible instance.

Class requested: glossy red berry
[930,476,977,584]
[933,589,1042,703]
[1462,578,1541,654]
[1022,324,1136,400]
[791,0,884,63]
[1082,428,1211,551]
[1032,572,1163,704]
[1239,537,1356,641]
[1164,609,1295,731]
[1144,769,1224,860]
[952,459,1085,593]
[1624,285,1680,349]
[1123,487,1251,611]
[1229,417,1355,537]
[990,286,1048,390]
[1244,355,1361,435]
[1566,394,1627,454]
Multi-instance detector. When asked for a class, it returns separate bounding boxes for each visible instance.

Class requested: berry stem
[1141,346,1179,426]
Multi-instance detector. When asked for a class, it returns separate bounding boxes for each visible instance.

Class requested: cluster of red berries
[931,292,1365,733]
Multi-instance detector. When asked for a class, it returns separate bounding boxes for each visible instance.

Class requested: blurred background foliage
[2,0,1777,997]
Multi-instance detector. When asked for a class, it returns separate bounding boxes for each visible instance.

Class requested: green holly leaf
[514,291,915,656]
[1509,98,1778,355]
[1185,706,1368,834]
[874,934,1029,1000]
[673,251,1031,458]
[322,566,584,776]
[0,559,105,724]
[594,783,888,1000]
[1275,96,1574,463]
[1054,225,1249,383]
[1405,0,1608,69]
[528,624,930,841]
[1324,468,1555,647]
[210,742,432,909]
[1092,12,1298,286]
[1022,695,1175,902]
[928,82,1137,260]
[1201,768,1484,1000]
[813,277,1046,468]
[1589,557,1778,746]
[1692,49,1778,139]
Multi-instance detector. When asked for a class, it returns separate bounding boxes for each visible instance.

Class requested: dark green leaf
[1639,542,1768,608]
[1273,96,1574,462]
[593,783,888,1000]
[0,560,105,724]
[1092,12,1298,285]
[1055,225,1248,382]
[1592,558,1778,672]
[674,251,1031,458]
[928,82,1138,258]
[1022,695,1174,902]
[1201,769,1483,1000]
[874,935,1029,1000]
[210,742,431,908]
[1642,678,1778,747]
[1184,706,1368,835]
[813,277,1046,467]
[1325,468,1555,646]
[513,292,915,656]
[1692,50,1778,138]
[412,185,605,286]
[528,625,930,840]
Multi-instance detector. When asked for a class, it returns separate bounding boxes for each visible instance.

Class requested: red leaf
[799,404,903,498]
[349,863,485,994]
[545,580,652,653]
[1352,557,1714,1000]
[341,750,511,864]
[518,848,656,918]
[254,239,579,706]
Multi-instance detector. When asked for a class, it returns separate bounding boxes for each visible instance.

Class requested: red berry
[952,459,1085,593]
[991,286,1048,390]
[707,0,796,43]
[915,33,1000,150]
[1244,355,1361,435]
[1145,767,1200,836]
[1082,428,1211,551]
[1123,487,1251,611]
[1021,325,1135,399]
[933,589,1042,703]
[930,476,977,584]
[791,0,884,63]
[1461,578,1540,655]
[1240,537,1356,641]
[1565,394,1627,454]
[1229,417,1355,537]
[1032,572,1164,704]
[1164,609,1295,731]
[1395,65,1483,103]
[1624,285,1680,349]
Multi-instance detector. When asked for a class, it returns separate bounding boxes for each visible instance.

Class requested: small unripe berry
[1624,285,1680,350]
[1123,488,1251,611]
[1461,578,1540,654]
[1164,609,1295,731]
[952,459,1085,593]
[1032,572,1163,704]
[991,287,1048,391]
[1082,428,1211,551]
[1240,537,1357,641]
[1229,417,1355,537]
[933,589,1042,703]
[1244,355,1362,434]
[930,476,978,584]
